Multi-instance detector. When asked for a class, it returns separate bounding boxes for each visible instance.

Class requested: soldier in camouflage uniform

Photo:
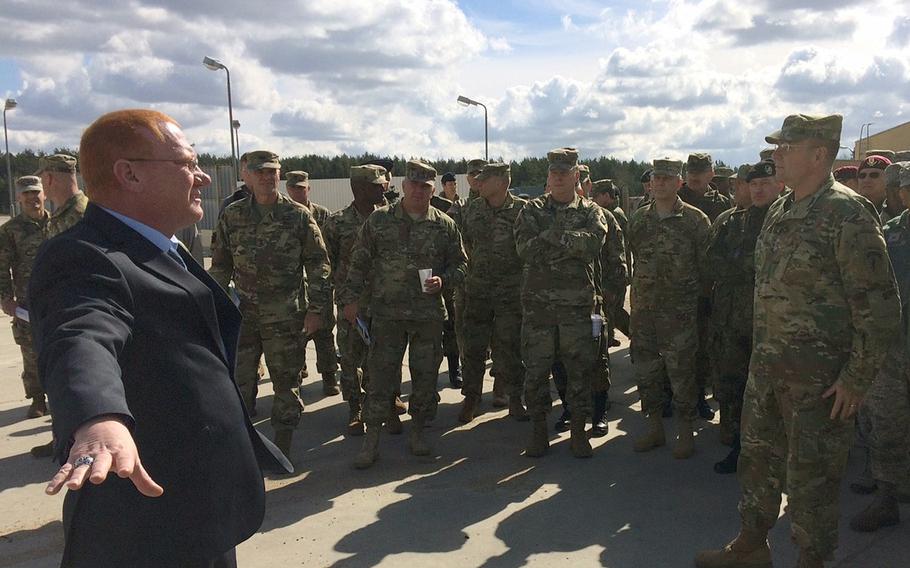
[35,154,88,237]
[286,170,340,396]
[712,166,734,199]
[322,165,388,435]
[627,158,710,460]
[210,150,333,460]
[706,161,783,476]
[696,114,900,568]
[340,160,467,469]
[456,163,528,424]
[591,179,631,346]
[679,152,730,421]
[578,164,592,198]
[849,163,910,532]
[515,148,607,459]
[0,176,50,418]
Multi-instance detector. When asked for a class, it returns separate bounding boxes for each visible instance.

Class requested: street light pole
[3,98,17,216]
[457,95,489,160]
[203,56,238,182]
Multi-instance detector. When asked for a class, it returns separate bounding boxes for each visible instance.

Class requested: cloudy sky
[1,0,909,167]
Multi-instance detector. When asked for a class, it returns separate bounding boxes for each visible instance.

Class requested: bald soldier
[0,176,50,419]
[210,150,332,460]
[697,114,900,568]
[285,170,340,396]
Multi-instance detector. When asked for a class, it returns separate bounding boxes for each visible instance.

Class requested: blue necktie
[167,247,187,270]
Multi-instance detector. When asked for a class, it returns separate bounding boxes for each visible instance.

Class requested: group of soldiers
[4,112,910,567]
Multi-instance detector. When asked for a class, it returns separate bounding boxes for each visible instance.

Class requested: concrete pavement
[1,317,908,567]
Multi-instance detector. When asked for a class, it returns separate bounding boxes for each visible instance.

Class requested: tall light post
[3,98,17,215]
[457,95,488,160]
[859,122,873,158]
[203,56,238,182]
[232,119,241,168]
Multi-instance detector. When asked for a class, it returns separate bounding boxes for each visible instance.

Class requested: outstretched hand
[46,416,163,498]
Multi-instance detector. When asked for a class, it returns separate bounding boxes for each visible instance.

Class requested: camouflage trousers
[630,305,698,421]
[864,340,910,487]
[738,371,853,560]
[302,309,338,376]
[363,318,443,425]
[236,316,305,432]
[460,295,523,400]
[695,299,711,391]
[336,308,369,404]
[453,286,466,359]
[11,319,42,399]
[711,331,752,432]
[522,307,597,422]
[442,289,460,359]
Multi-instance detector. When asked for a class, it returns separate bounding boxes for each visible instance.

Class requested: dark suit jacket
[30,204,287,567]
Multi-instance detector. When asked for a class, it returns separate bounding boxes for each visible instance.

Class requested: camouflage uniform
[323,202,372,404]
[706,204,768,433]
[593,206,628,392]
[738,177,899,559]
[515,193,607,422]
[48,192,88,237]
[298,199,338,381]
[210,193,332,432]
[678,184,733,222]
[459,189,527,401]
[339,199,467,425]
[0,207,49,400]
[627,196,710,421]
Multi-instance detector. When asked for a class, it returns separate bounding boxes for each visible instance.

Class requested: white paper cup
[419,268,433,293]
[591,314,603,338]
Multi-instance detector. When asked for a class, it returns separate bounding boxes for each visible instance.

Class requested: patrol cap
[591,178,618,196]
[713,166,734,179]
[865,149,896,162]
[15,175,43,194]
[578,164,591,180]
[746,160,775,182]
[466,158,488,175]
[858,155,892,171]
[547,147,578,171]
[759,149,774,161]
[765,114,842,144]
[242,150,280,171]
[686,153,713,173]
[440,172,456,183]
[285,171,309,187]
[833,165,859,182]
[884,163,907,188]
[734,164,752,180]
[639,169,652,183]
[33,153,77,175]
[474,162,510,181]
[900,165,910,189]
[350,164,388,184]
[651,158,683,177]
[405,159,436,185]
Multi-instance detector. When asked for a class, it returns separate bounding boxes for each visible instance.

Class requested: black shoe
[554,408,571,433]
[697,392,715,421]
[30,440,54,458]
[447,356,463,388]
[608,338,621,347]
[590,391,608,437]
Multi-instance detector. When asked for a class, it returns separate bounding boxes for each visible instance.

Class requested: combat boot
[322,372,341,396]
[673,420,695,459]
[274,430,293,460]
[386,406,403,435]
[694,529,772,568]
[554,407,571,433]
[508,396,529,422]
[27,396,47,419]
[492,377,508,408]
[570,417,593,458]
[524,419,549,457]
[408,415,432,456]
[458,395,480,424]
[633,413,666,452]
[590,391,608,438]
[447,355,463,388]
[718,403,735,446]
[850,485,900,532]
[354,426,380,469]
[697,390,715,420]
[30,439,54,459]
[347,399,364,436]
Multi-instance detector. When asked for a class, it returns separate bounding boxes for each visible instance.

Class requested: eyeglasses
[858,171,881,179]
[125,157,201,171]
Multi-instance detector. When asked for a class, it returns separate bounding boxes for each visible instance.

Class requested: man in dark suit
[29,109,289,568]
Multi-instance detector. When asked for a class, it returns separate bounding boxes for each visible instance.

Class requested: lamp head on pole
[202,56,226,71]
[4,98,17,111]
[457,95,478,107]
[232,119,240,129]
